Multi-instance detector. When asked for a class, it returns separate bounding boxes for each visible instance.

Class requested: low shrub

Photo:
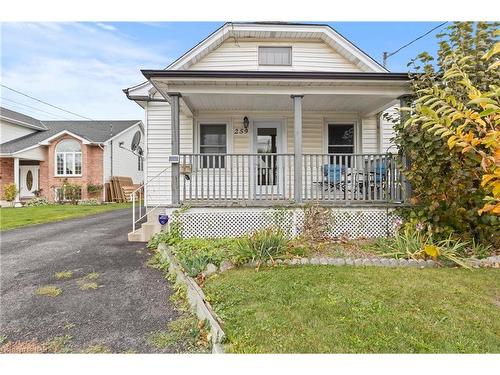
[369,226,473,268]
[77,199,100,206]
[2,183,17,202]
[147,224,182,250]
[174,238,237,277]
[233,227,289,267]
[25,197,51,207]
[86,183,103,195]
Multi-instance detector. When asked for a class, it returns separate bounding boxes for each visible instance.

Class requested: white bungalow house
[124,22,412,241]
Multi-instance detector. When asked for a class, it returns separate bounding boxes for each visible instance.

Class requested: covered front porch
[144,70,412,208]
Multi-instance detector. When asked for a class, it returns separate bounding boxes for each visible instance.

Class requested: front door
[253,121,283,198]
[19,165,39,198]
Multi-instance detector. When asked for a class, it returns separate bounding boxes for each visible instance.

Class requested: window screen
[199,124,227,168]
[328,124,355,154]
[258,47,292,66]
[328,124,355,165]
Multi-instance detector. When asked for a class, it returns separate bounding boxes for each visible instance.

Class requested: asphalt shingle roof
[0,107,47,130]
[0,107,140,154]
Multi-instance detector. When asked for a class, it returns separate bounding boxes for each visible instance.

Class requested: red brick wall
[0,157,14,200]
[44,135,104,202]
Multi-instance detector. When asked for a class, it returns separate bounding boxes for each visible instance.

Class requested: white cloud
[95,22,117,32]
[0,23,173,120]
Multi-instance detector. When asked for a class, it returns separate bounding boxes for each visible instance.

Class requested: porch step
[128,229,145,242]
[128,222,165,242]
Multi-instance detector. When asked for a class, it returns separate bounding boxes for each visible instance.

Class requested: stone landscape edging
[157,243,226,354]
[204,254,499,275]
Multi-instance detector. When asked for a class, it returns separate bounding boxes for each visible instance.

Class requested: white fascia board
[157,80,410,97]
[1,143,44,157]
[167,24,229,70]
[38,130,93,145]
[106,121,144,143]
[0,116,47,131]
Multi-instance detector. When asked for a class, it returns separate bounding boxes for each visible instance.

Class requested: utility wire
[0,84,94,120]
[0,97,73,120]
[383,22,448,67]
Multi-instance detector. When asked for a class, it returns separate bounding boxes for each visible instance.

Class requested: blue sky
[0,22,446,120]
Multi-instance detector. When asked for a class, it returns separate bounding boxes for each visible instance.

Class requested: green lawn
[204,266,500,353]
[0,203,132,230]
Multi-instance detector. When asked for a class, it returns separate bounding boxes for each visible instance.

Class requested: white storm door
[19,165,39,198]
[252,121,284,198]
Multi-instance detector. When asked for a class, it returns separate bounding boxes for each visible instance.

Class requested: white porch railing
[178,153,409,206]
[131,167,168,232]
[180,153,295,204]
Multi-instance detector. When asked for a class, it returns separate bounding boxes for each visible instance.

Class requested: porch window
[199,124,226,168]
[55,139,82,176]
[258,47,292,66]
[327,124,354,165]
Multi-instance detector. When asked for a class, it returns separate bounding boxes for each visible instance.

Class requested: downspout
[110,140,113,177]
[376,112,382,153]
[97,143,105,201]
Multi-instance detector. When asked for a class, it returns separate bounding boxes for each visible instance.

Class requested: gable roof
[0,107,141,154]
[168,22,387,72]
[0,106,48,131]
[125,22,389,98]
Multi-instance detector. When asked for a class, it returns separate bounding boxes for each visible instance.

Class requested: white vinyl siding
[361,117,378,154]
[381,106,398,153]
[189,40,363,72]
[102,124,145,185]
[145,101,193,206]
[258,46,292,66]
[0,120,37,143]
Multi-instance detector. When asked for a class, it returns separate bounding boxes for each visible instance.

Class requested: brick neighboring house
[0,107,144,204]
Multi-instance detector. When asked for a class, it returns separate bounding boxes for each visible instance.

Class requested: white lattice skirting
[171,207,399,239]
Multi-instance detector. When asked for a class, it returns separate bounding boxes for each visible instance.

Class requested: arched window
[55,139,82,175]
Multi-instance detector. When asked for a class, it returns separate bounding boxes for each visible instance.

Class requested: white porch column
[291,95,303,203]
[13,157,20,202]
[168,92,181,207]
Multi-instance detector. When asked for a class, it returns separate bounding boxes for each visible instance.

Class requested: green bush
[233,227,289,266]
[77,199,100,206]
[390,22,499,247]
[369,226,472,268]
[3,183,17,201]
[175,238,237,277]
[86,183,103,195]
[25,197,51,207]
[147,219,183,250]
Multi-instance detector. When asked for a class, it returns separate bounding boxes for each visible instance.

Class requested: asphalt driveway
[0,208,181,353]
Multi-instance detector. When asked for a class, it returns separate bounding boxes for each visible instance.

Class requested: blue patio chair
[322,164,345,191]
[373,160,387,184]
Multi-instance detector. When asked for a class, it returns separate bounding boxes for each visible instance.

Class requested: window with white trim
[258,47,292,66]
[327,124,355,165]
[55,139,82,176]
[199,124,227,168]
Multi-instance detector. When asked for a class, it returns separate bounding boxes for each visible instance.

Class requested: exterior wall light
[243,116,249,129]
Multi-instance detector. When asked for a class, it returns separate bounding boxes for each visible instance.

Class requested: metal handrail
[131,167,168,233]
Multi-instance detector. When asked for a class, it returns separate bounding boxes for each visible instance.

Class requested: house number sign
[233,127,249,134]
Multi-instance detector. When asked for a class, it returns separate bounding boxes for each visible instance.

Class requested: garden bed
[203,266,500,353]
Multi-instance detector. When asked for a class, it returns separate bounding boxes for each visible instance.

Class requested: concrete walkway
[0,208,181,353]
